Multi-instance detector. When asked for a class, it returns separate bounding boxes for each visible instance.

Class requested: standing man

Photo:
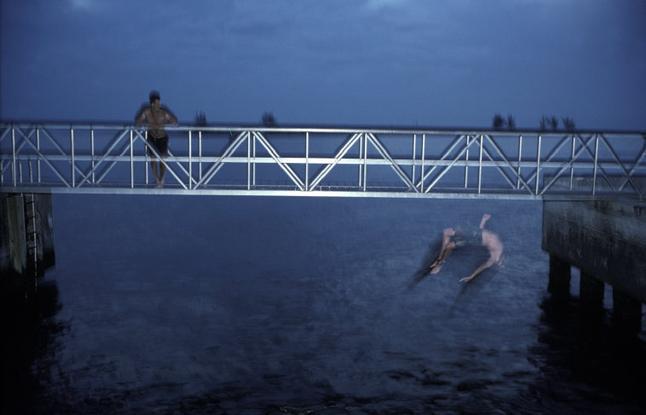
[135,90,178,187]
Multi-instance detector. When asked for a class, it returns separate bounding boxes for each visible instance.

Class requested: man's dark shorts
[147,135,169,157]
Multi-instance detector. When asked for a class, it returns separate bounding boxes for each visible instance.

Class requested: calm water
[4,196,645,414]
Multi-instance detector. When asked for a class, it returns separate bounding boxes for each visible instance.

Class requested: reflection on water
[3,196,644,414]
[2,281,66,415]
[522,296,646,414]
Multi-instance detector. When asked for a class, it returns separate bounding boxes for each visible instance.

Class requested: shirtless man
[428,213,503,283]
[135,90,178,187]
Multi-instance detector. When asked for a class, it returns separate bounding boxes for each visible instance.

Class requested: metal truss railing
[0,123,644,200]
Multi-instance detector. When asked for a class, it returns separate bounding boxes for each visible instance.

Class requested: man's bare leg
[429,228,456,274]
[158,160,166,187]
[150,160,161,186]
[479,213,491,229]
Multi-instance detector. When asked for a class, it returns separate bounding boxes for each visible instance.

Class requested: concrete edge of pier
[1,192,55,296]
[543,198,645,334]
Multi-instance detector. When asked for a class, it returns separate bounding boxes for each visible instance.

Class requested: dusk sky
[1,0,645,129]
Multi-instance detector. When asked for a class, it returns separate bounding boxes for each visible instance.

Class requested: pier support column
[1,193,55,296]
[1,194,27,276]
[612,287,642,335]
[580,272,604,311]
[548,255,570,299]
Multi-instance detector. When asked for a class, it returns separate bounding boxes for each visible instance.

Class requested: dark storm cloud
[1,0,644,129]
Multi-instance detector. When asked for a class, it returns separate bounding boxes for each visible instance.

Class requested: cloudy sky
[1,0,645,129]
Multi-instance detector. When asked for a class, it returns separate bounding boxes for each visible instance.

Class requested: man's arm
[135,105,148,126]
[479,213,492,230]
[161,105,178,124]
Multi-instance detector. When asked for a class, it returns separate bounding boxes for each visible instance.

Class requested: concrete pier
[1,193,55,294]
[1,194,27,276]
[543,199,645,334]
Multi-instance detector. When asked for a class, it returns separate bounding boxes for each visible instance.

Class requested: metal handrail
[1,123,644,200]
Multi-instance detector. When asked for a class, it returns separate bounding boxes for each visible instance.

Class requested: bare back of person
[141,106,174,139]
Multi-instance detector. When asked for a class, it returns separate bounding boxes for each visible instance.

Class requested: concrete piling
[548,254,571,299]
[580,272,605,311]
[1,194,27,276]
[612,287,642,335]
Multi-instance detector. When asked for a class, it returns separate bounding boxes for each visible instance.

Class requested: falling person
[428,213,503,283]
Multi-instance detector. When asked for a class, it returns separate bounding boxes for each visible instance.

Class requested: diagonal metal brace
[599,134,642,197]
[539,135,600,195]
[77,129,130,187]
[416,135,466,189]
[425,137,479,193]
[253,132,305,191]
[483,135,534,194]
[366,133,417,192]
[14,130,71,187]
[131,129,187,189]
[195,130,250,189]
[309,132,362,191]
[2,128,32,176]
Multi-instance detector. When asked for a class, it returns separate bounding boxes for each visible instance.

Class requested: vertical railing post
[252,131,256,187]
[130,129,134,189]
[535,135,542,195]
[188,130,193,190]
[569,134,576,190]
[592,133,599,196]
[90,128,95,184]
[362,133,368,191]
[198,130,203,182]
[305,131,309,191]
[144,131,149,185]
[11,126,17,187]
[478,135,484,194]
[412,134,417,185]
[516,135,523,190]
[464,135,470,189]
[358,131,364,188]
[37,128,41,184]
[420,133,426,192]
[71,128,76,188]
[247,131,251,190]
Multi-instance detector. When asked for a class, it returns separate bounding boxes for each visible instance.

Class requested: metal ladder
[23,193,40,279]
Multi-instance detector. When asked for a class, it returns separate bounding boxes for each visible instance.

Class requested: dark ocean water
[3,196,645,414]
